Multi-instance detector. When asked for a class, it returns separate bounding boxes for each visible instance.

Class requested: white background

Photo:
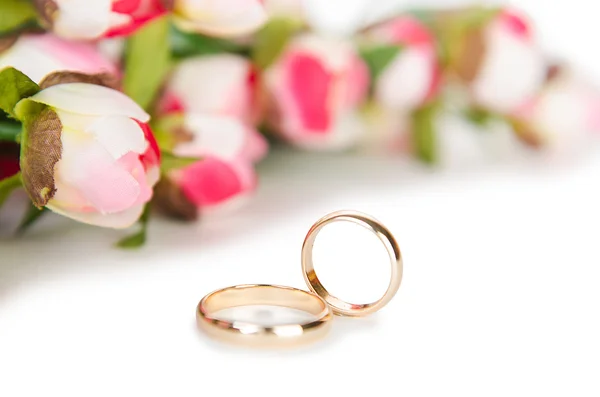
[1,1,600,396]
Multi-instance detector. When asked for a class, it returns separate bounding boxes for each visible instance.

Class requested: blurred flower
[0,142,20,181]
[33,0,168,40]
[171,0,268,38]
[15,83,160,228]
[453,9,546,114]
[510,68,600,154]
[366,16,441,112]
[154,114,267,219]
[264,34,370,150]
[155,54,267,218]
[0,34,118,85]
[159,54,257,123]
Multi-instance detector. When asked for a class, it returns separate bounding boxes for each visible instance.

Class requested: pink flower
[510,69,600,154]
[171,0,268,37]
[264,34,370,150]
[155,114,267,218]
[15,83,160,228]
[0,34,118,85]
[34,0,168,40]
[159,54,258,123]
[455,9,546,114]
[368,16,441,112]
[155,54,267,217]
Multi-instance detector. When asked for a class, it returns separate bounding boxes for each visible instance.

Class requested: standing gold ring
[196,284,333,348]
[301,210,403,317]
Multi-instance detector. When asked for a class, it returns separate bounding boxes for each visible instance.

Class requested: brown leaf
[455,28,486,83]
[510,119,544,148]
[31,0,58,28]
[39,71,121,90]
[153,177,198,221]
[20,107,62,207]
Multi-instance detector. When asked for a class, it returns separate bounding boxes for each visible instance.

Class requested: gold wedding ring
[196,284,333,348]
[196,211,403,347]
[301,210,403,317]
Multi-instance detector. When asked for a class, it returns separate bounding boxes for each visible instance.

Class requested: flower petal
[175,114,248,160]
[173,0,268,37]
[87,116,148,159]
[53,0,113,39]
[177,157,255,207]
[29,83,149,122]
[167,54,252,119]
[56,130,142,214]
[46,202,146,229]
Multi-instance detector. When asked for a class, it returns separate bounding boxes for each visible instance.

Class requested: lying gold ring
[301,211,403,317]
[196,284,333,348]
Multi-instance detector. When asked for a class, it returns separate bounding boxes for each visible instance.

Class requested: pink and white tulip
[35,0,168,40]
[456,9,546,114]
[153,114,267,218]
[367,16,441,112]
[0,34,117,85]
[264,34,370,150]
[16,83,160,228]
[171,0,268,38]
[165,114,267,214]
[159,54,257,123]
[511,70,600,154]
[156,54,267,216]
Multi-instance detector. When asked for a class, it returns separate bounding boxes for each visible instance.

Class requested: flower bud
[0,34,118,86]
[34,0,168,40]
[453,8,546,114]
[367,16,441,112]
[264,34,370,151]
[159,54,257,123]
[16,83,160,228]
[154,114,267,218]
[171,0,268,38]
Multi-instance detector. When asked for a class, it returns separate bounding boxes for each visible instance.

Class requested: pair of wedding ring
[196,211,403,348]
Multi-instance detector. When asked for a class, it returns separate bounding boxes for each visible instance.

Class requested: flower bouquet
[0,0,598,247]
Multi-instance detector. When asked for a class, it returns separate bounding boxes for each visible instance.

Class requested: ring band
[196,284,333,348]
[301,211,403,317]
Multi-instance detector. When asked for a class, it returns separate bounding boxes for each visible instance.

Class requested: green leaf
[150,114,185,152]
[412,103,439,164]
[124,16,171,110]
[116,205,150,249]
[360,45,402,81]
[16,204,46,235]
[0,119,21,142]
[0,0,38,34]
[161,151,198,174]
[0,171,22,208]
[463,107,498,127]
[170,26,245,59]
[253,18,302,70]
[0,67,40,119]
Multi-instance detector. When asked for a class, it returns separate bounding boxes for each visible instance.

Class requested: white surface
[2,1,600,396]
[2,145,600,396]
